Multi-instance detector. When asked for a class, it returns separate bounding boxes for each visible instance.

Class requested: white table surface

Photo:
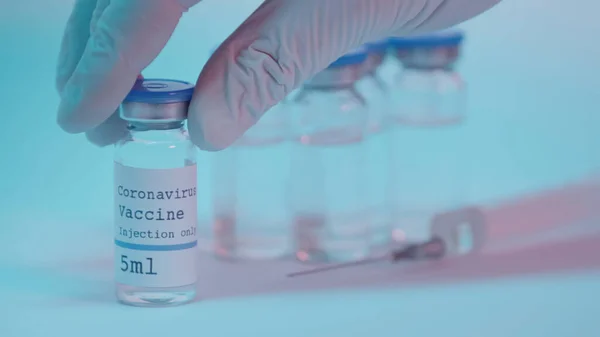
[2,180,600,337]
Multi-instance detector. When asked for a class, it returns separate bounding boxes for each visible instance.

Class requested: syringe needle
[286,237,446,278]
[287,256,387,277]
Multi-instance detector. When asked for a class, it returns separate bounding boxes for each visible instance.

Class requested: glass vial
[387,30,469,244]
[114,79,198,307]
[210,101,291,260]
[289,49,370,263]
[389,30,466,125]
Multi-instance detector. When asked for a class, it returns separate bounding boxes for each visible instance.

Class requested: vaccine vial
[387,30,469,244]
[114,79,198,307]
[358,40,394,255]
[289,48,370,263]
[211,99,291,260]
[389,30,465,125]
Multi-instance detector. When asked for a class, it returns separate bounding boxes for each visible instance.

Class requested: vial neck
[402,64,456,71]
[305,64,363,89]
[394,45,460,71]
[128,121,185,131]
[303,82,356,91]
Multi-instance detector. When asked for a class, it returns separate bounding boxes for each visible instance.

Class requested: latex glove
[56,0,501,150]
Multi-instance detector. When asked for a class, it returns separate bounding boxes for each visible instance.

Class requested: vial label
[114,162,197,288]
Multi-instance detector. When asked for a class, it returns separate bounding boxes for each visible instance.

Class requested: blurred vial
[357,39,394,255]
[211,97,292,260]
[114,79,198,307]
[289,48,370,263]
[387,30,470,244]
[388,30,465,124]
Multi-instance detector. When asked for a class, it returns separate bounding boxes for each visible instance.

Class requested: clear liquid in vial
[364,129,392,255]
[212,135,291,260]
[114,123,197,307]
[358,72,394,255]
[389,119,468,244]
[291,129,370,263]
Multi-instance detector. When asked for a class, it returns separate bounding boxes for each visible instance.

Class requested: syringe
[287,207,486,277]
[287,237,446,277]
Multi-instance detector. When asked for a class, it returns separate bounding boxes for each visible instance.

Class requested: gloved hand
[56,0,501,150]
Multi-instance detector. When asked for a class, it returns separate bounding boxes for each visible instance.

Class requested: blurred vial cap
[388,29,465,49]
[365,38,390,55]
[388,29,465,69]
[327,46,370,69]
[306,47,370,87]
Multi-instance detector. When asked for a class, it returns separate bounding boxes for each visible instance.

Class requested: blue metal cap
[388,29,464,48]
[365,39,390,54]
[328,47,369,68]
[124,78,195,104]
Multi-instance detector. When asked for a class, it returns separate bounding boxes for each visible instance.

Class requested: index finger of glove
[56,0,186,134]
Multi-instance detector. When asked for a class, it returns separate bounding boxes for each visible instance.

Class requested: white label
[114,162,197,288]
